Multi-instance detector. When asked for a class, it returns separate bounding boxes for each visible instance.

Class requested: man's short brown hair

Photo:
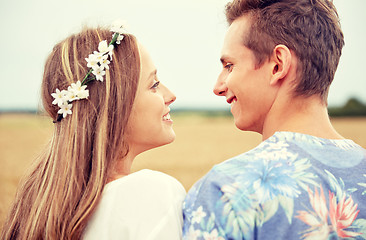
[225,0,344,103]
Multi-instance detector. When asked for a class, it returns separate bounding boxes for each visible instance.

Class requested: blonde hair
[1,28,140,239]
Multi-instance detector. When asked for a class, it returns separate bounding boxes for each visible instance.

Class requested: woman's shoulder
[101,169,185,207]
[106,169,185,194]
[128,169,182,183]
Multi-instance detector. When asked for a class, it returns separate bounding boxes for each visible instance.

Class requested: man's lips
[227,96,237,104]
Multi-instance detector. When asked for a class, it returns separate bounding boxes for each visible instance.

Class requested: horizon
[1,96,365,114]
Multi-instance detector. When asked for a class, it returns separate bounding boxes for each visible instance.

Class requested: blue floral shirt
[183,132,366,239]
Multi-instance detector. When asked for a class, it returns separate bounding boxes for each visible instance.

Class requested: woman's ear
[270,44,292,86]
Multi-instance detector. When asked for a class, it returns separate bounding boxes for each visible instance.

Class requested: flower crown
[51,20,128,122]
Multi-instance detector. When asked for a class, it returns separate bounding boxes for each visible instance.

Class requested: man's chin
[234,117,261,133]
[234,117,247,131]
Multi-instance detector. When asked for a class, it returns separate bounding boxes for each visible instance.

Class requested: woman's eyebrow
[148,69,157,80]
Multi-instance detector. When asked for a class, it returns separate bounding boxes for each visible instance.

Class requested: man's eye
[224,63,233,72]
[151,81,160,89]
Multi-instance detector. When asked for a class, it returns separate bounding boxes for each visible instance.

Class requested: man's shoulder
[188,132,314,193]
[188,145,266,195]
[208,137,274,176]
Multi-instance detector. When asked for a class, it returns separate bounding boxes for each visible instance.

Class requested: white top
[83,169,186,240]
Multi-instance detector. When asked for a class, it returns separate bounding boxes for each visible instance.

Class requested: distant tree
[328,97,366,117]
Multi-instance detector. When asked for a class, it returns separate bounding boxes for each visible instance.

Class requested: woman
[1,22,186,240]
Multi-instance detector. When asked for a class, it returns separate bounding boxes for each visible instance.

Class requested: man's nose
[213,76,227,96]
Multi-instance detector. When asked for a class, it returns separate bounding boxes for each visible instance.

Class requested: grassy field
[1,113,365,229]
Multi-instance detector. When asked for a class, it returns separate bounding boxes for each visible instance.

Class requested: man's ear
[269,44,292,86]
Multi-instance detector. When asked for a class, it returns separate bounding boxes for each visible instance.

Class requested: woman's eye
[224,63,233,72]
[151,81,160,89]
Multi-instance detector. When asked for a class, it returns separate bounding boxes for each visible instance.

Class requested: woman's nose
[163,85,176,105]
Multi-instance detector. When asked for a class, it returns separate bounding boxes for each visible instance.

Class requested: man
[183,0,366,239]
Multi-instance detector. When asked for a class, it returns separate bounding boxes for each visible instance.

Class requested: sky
[0,0,365,111]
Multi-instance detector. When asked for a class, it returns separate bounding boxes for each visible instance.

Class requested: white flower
[111,19,129,35]
[185,226,201,240]
[65,89,78,102]
[99,55,110,70]
[115,34,124,44]
[85,53,98,69]
[68,80,85,92]
[58,103,72,118]
[67,81,89,101]
[110,19,128,44]
[91,51,105,66]
[191,206,207,224]
[98,40,114,55]
[92,66,106,82]
[203,229,225,240]
[51,88,68,106]
[76,88,89,99]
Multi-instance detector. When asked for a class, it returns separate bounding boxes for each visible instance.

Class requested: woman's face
[126,43,176,156]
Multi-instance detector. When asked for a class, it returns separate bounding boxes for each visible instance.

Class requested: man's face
[214,15,278,134]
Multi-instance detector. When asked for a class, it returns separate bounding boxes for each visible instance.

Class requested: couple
[2,0,366,239]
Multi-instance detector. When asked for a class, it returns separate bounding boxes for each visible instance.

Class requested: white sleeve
[146,174,186,239]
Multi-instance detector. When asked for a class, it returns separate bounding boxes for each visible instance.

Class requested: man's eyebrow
[220,55,230,64]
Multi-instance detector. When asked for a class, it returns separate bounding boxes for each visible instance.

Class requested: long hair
[225,0,344,103]
[1,27,140,239]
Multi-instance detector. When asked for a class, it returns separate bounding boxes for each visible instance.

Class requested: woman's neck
[107,152,136,183]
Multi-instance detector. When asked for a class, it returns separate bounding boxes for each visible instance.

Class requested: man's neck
[262,94,343,141]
